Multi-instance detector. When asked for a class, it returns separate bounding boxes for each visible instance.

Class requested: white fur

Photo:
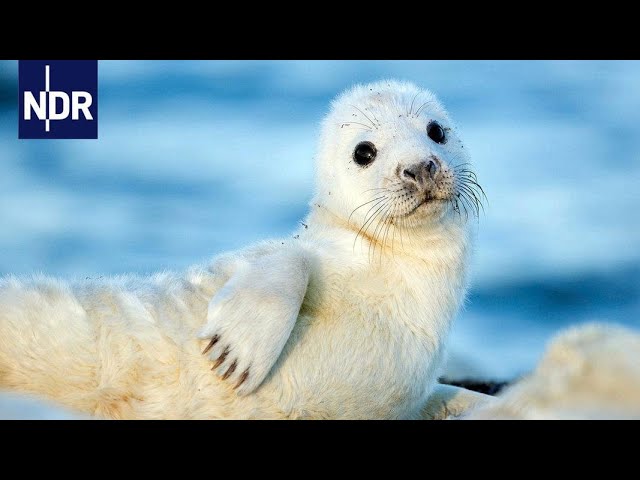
[0,80,477,419]
[462,323,640,419]
[199,246,311,395]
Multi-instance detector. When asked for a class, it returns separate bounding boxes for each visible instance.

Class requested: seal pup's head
[313,80,484,244]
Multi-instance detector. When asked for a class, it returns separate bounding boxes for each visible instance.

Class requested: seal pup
[461,323,640,420]
[0,80,487,419]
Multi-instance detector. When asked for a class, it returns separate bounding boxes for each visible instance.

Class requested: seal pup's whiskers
[340,122,373,131]
[414,100,435,118]
[407,91,421,116]
[350,105,378,130]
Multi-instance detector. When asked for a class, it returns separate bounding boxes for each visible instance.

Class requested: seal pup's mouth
[403,162,486,220]
[404,194,448,217]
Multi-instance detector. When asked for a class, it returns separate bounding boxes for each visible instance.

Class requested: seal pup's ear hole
[353,141,377,167]
[427,121,446,144]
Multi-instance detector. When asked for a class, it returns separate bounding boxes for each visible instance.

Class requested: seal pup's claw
[234,369,250,390]
[202,334,219,355]
[222,360,237,380]
[212,346,230,369]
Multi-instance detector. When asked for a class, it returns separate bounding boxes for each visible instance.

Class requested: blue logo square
[18,60,98,139]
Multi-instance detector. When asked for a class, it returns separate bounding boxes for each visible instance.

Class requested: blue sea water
[0,60,638,380]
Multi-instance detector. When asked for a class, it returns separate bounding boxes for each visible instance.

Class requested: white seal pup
[461,323,640,420]
[0,80,488,419]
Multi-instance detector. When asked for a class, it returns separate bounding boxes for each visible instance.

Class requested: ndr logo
[19,60,98,139]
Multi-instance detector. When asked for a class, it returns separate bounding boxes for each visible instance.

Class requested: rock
[439,378,510,396]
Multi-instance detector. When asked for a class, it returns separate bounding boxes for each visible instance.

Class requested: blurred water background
[0,60,638,381]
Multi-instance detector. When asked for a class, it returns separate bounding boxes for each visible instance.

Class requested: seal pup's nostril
[426,160,436,177]
[403,168,417,181]
[402,161,438,186]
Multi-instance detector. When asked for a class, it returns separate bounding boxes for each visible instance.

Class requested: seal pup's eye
[427,121,446,144]
[353,141,377,167]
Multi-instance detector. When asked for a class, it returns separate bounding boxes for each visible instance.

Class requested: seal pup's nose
[402,158,440,187]
[426,159,438,176]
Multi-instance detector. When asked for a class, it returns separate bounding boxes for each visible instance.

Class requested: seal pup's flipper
[199,247,311,396]
[420,384,495,419]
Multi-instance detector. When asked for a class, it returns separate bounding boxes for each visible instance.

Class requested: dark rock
[439,377,510,396]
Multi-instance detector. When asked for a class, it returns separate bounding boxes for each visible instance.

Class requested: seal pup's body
[0,80,488,419]
[462,323,640,420]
